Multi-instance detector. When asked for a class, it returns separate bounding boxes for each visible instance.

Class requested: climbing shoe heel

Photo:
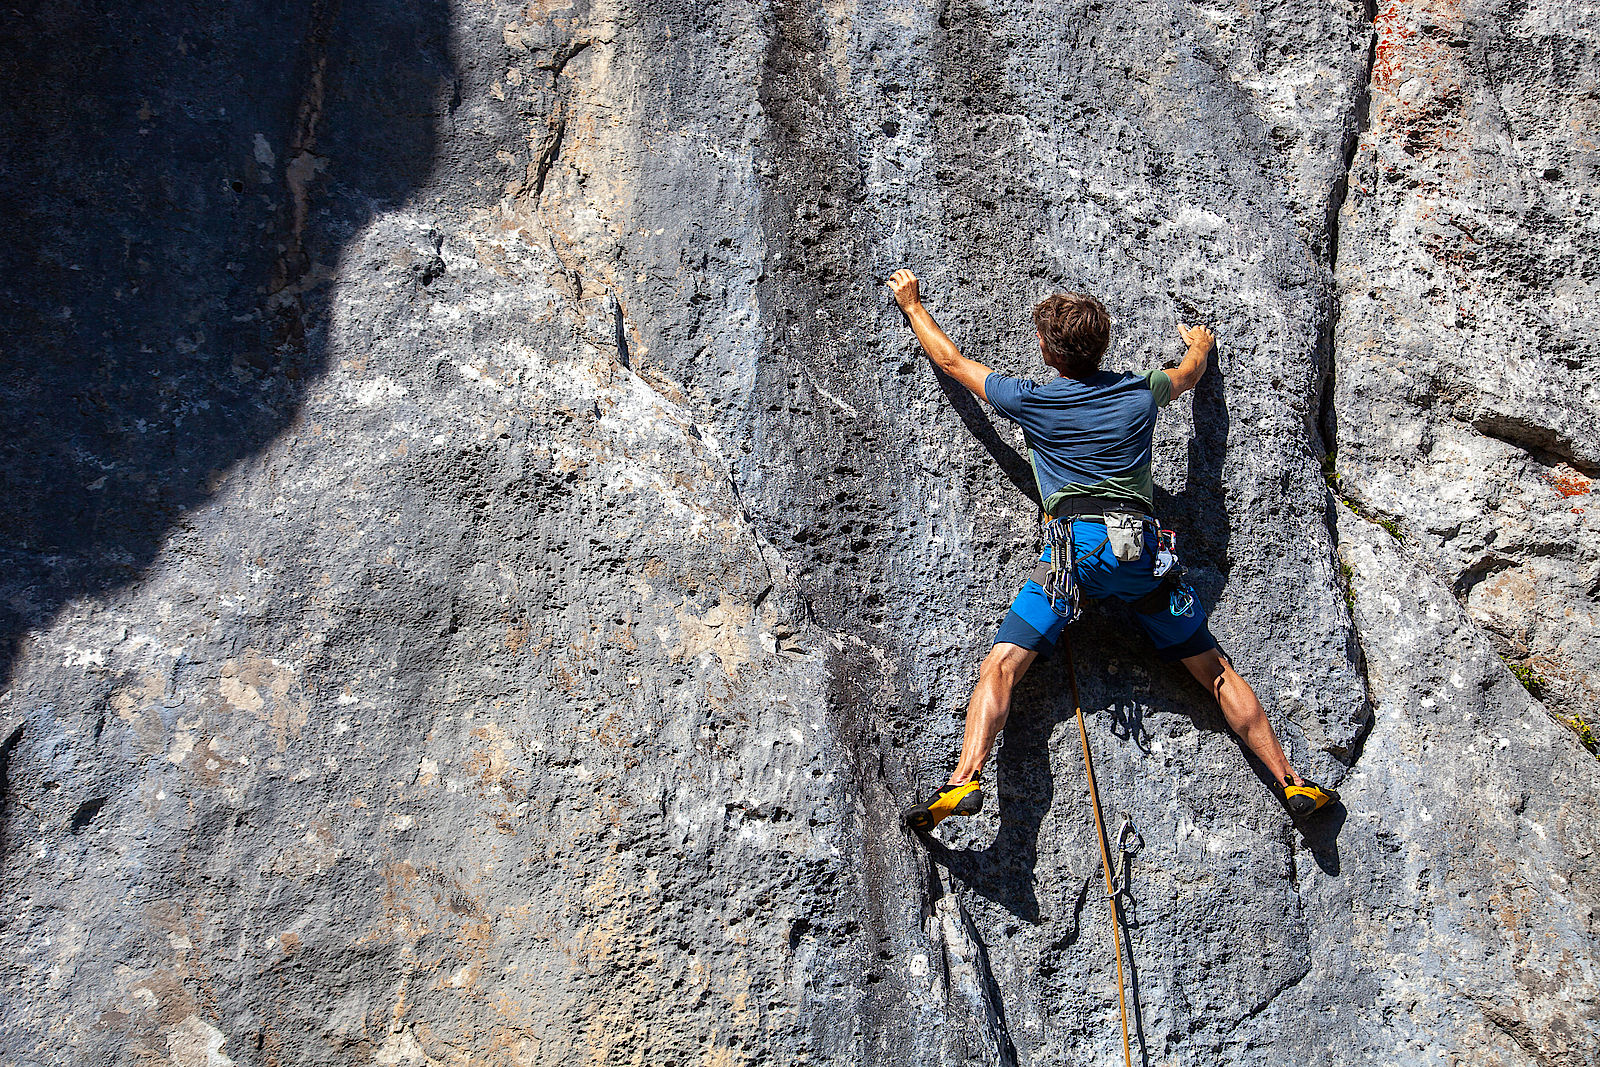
[904,780,983,831]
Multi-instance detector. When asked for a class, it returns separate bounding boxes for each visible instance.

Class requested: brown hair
[1032,292,1110,378]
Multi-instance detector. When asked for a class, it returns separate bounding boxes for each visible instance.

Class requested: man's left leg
[1180,647,1298,784]
[1130,578,1339,819]
[1179,646,1338,817]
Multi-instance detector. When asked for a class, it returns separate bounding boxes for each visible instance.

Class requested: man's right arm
[1166,323,1214,399]
[887,269,994,401]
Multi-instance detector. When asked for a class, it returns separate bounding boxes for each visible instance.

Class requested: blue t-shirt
[985,369,1173,513]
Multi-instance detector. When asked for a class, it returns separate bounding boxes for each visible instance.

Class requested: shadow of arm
[931,364,1041,507]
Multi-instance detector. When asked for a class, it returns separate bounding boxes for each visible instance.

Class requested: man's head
[1033,292,1110,378]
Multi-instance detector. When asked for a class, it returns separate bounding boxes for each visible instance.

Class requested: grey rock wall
[1,2,1594,1065]
[1333,0,1600,742]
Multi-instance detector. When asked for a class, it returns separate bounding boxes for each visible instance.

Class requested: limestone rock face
[0,2,1594,1065]
[1333,0,1600,755]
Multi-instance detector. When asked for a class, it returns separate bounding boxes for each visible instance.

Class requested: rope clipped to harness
[1063,631,1136,1067]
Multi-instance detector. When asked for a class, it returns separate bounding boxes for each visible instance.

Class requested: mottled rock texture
[1333,0,1600,741]
[0,1,1594,1065]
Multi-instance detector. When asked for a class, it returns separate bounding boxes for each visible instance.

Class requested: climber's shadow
[1156,351,1345,871]
[921,618,1122,924]
[929,363,1042,507]
[922,622,1155,1064]
[1294,801,1347,873]
[1153,341,1232,616]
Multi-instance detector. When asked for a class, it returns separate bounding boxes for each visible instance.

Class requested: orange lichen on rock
[1372,0,1469,156]
[1546,470,1591,498]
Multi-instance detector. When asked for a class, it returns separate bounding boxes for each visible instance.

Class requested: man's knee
[980,642,1035,688]
[1181,647,1228,694]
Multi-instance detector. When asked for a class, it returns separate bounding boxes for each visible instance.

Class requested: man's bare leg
[948,642,1038,786]
[1180,647,1303,786]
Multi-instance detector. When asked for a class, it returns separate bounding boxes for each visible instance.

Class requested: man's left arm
[887,269,993,401]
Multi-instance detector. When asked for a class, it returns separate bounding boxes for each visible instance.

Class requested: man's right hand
[1177,322,1215,355]
[887,268,921,312]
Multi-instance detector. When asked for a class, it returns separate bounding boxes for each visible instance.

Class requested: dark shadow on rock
[1153,345,1232,614]
[929,364,1041,508]
[1107,694,1153,754]
[1296,803,1346,875]
[0,722,23,881]
[1115,826,1152,1067]
[920,617,1122,924]
[0,0,455,686]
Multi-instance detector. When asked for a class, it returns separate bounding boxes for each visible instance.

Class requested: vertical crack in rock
[269,0,339,354]
[1317,0,1377,457]
[1318,2,1381,766]
[611,293,631,369]
[0,723,21,877]
[531,101,568,200]
[925,865,1019,1066]
[952,897,1020,1066]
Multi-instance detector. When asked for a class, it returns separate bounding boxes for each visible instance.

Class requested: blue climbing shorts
[993,519,1217,661]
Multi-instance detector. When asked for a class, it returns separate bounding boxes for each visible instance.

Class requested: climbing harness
[1043,507,1197,623]
[1064,631,1136,1067]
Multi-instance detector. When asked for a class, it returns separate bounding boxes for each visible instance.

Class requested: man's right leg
[904,641,1037,831]
[905,555,1063,832]
[950,641,1038,786]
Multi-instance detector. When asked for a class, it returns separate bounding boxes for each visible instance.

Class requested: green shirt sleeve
[1145,369,1173,408]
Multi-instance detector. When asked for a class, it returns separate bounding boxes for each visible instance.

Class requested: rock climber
[885,268,1338,831]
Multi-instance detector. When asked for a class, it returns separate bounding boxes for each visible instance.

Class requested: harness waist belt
[1050,496,1150,522]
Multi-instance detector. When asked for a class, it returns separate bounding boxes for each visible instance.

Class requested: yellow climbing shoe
[904,780,984,831]
[1277,775,1339,819]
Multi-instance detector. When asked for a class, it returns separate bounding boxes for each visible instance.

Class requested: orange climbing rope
[1063,632,1134,1067]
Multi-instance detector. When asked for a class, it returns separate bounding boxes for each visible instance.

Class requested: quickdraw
[1042,517,1081,621]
